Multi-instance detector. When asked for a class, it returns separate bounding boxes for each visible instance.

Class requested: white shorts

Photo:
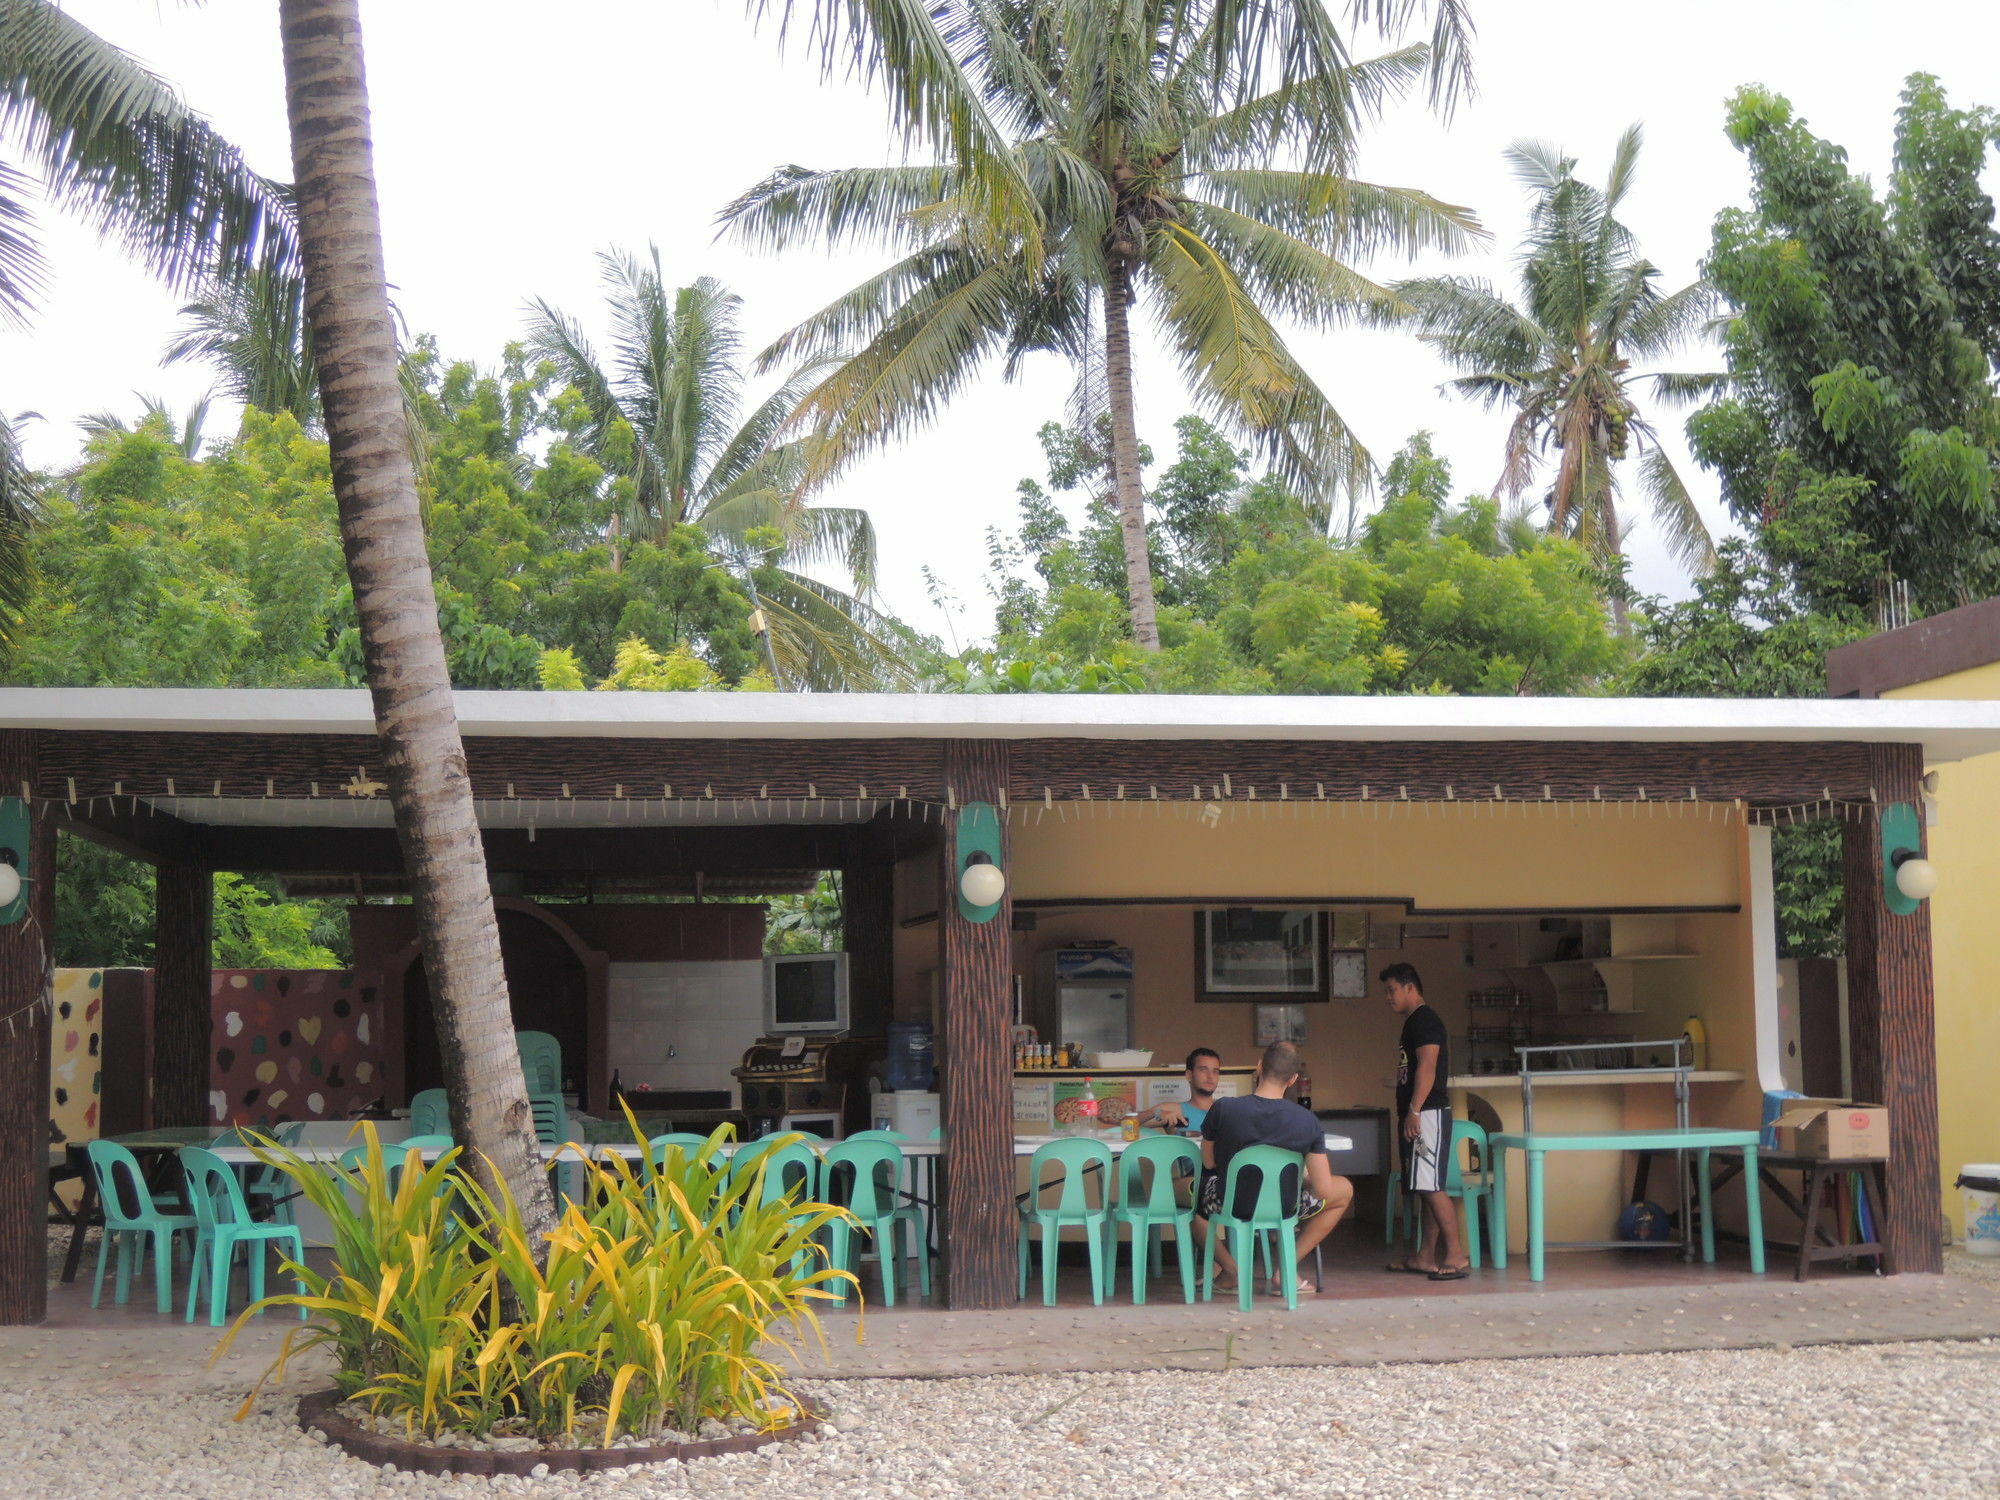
[1403,1107,1450,1194]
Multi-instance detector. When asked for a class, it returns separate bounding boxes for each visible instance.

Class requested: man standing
[1143,1046,1221,1130]
[1384,962,1466,1280]
[1196,1042,1352,1293]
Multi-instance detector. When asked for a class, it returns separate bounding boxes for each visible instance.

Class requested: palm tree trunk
[278,0,554,1239]
[1102,259,1162,650]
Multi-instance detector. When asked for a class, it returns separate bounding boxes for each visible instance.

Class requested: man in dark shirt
[1385,962,1466,1280]
[1196,1042,1352,1293]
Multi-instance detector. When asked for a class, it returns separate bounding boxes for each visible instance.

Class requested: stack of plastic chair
[529,1092,582,1206]
[407,1088,451,1137]
[178,1145,308,1327]
[84,1140,197,1313]
[1017,1137,1114,1307]
[1202,1145,1307,1311]
[515,1032,562,1095]
[1109,1134,1201,1304]
[823,1138,930,1307]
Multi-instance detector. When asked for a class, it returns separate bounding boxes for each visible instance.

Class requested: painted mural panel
[209,969,382,1127]
[48,968,104,1206]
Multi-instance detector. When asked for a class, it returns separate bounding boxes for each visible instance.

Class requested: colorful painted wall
[47,969,104,1206]
[1884,661,2000,1235]
[208,969,384,1127]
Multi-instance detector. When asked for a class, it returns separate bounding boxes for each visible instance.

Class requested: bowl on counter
[1084,1049,1154,1069]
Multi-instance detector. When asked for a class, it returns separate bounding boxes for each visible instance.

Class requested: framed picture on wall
[1329,911,1369,951]
[1254,1003,1307,1046]
[1194,909,1327,1000]
[1330,950,1369,999]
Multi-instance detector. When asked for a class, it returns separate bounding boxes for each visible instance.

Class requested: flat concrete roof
[4,687,2000,760]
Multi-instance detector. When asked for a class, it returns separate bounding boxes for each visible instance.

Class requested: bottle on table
[1296,1067,1313,1112]
[1078,1076,1099,1134]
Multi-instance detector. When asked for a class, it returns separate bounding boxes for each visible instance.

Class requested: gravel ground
[6,1339,2000,1499]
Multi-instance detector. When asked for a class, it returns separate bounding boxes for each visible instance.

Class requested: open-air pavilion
[3,686,1995,1324]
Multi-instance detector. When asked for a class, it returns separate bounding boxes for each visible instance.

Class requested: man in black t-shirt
[1196,1042,1353,1294]
[1385,962,1467,1280]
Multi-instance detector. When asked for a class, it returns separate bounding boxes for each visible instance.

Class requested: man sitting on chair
[1141,1046,1221,1131]
[1195,1041,1352,1292]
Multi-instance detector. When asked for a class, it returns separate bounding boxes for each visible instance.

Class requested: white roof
[4,687,2000,761]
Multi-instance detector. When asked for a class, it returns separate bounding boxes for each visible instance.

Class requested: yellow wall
[1009,800,1743,910]
[1886,663,2000,1234]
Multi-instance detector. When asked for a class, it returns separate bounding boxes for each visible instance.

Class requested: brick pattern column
[1841,742,1942,1273]
[152,866,213,1128]
[0,731,54,1324]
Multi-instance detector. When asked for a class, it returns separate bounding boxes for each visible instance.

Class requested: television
[763,952,850,1034]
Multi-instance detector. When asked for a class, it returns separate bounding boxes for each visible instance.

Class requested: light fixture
[0,859,20,908]
[0,799,26,926]
[1893,851,1939,902]
[955,801,1005,923]
[1880,800,1934,914]
[959,851,1006,908]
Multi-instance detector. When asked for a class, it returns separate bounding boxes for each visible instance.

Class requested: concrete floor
[28,1228,2000,1385]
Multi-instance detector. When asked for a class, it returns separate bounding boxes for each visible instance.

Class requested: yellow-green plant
[221,1120,854,1445]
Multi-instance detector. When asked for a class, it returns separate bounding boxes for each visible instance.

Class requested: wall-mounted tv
[763,952,850,1034]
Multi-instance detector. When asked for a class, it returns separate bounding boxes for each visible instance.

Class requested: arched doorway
[401,905,595,1100]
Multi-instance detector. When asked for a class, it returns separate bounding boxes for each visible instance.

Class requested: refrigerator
[1039,947,1136,1055]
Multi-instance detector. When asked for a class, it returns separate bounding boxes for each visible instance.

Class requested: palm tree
[0,0,301,632]
[525,251,909,688]
[278,0,554,1239]
[164,269,321,430]
[1387,125,1718,609]
[732,0,1482,649]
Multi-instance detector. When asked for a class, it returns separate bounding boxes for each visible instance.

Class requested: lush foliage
[728,1,1480,641]
[1694,74,2000,609]
[958,424,1622,695]
[765,872,843,956]
[1390,126,1716,579]
[230,1124,851,1444]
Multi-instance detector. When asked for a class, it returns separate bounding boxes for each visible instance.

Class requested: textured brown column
[152,866,213,1128]
[0,731,51,1324]
[937,741,1013,1309]
[1842,742,1941,1273]
[840,862,893,1039]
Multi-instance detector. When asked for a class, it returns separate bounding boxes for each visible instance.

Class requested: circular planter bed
[295,1390,822,1476]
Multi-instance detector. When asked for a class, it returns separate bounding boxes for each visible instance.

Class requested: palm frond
[0,407,37,637]
[751,565,915,691]
[1634,440,1718,573]
[1179,46,1428,174]
[1176,199,1393,325]
[753,245,976,371]
[0,161,44,328]
[1602,121,1643,210]
[1646,369,1732,406]
[1503,138,1574,193]
[163,268,318,428]
[1195,169,1485,259]
[1621,279,1717,360]
[522,294,660,528]
[0,0,297,303]
[718,163,961,252]
[1386,275,1547,374]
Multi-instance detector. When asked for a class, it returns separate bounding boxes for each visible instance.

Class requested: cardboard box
[1772,1098,1890,1160]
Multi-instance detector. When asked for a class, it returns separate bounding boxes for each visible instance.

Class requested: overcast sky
[10,2,2000,647]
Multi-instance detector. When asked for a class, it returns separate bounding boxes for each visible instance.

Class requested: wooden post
[1842,742,1942,1273]
[937,741,1013,1309]
[153,866,213,1128]
[0,732,53,1324]
[840,861,893,1039]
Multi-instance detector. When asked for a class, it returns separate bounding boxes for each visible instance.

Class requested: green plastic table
[1489,1128,1765,1282]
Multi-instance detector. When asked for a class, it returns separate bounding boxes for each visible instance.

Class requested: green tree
[1389,126,1718,609]
[731,1,1481,649]
[1694,75,2000,609]
[765,872,843,956]
[0,0,299,630]
[525,252,903,688]
[971,427,1622,696]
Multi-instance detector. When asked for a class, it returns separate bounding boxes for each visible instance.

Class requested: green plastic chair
[209,1123,306,1224]
[84,1139,197,1313]
[823,1138,930,1307]
[1202,1145,1306,1311]
[1017,1137,1114,1307]
[407,1088,450,1137]
[515,1031,562,1094]
[179,1146,308,1327]
[1387,1120,1497,1268]
[646,1132,713,1171]
[339,1135,452,1195]
[1110,1134,1201,1305]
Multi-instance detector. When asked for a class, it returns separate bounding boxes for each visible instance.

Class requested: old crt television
[763,952,850,1034]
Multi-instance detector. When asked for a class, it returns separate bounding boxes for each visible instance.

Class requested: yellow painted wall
[1886,662,2000,1234]
[48,968,105,1208]
[1010,800,1742,909]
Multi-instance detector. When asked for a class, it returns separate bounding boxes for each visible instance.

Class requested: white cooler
[873,1091,940,1137]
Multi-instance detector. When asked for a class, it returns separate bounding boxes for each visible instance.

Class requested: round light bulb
[959,859,1006,908]
[1894,855,1939,902]
[0,863,21,906]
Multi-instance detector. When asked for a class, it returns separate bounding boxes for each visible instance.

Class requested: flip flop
[1427,1266,1470,1282]
[1385,1260,1434,1275]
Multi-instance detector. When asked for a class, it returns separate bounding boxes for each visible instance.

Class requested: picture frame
[1194,909,1327,1001]
[1370,919,1404,951]
[1330,949,1369,999]
[1329,911,1370,951]
[1253,1003,1307,1046]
